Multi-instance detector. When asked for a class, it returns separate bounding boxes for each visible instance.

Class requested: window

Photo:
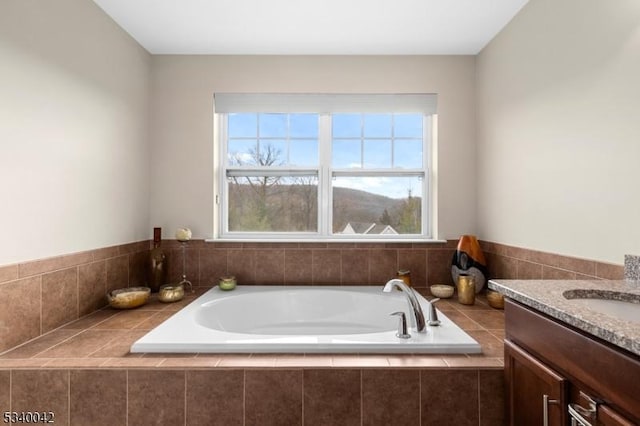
[215,94,436,240]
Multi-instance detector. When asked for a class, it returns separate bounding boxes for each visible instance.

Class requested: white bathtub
[131,286,481,354]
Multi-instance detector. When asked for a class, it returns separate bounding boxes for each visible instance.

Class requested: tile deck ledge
[0,288,505,370]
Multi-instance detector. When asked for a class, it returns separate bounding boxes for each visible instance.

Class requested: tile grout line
[477,370,481,426]
[419,369,422,426]
[125,370,129,426]
[184,370,187,426]
[39,275,43,338]
[360,369,363,426]
[75,267,80,330]
[67,370,70,425]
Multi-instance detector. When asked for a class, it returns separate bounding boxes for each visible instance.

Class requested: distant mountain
[332,187,410,231]
[228,181,420,232]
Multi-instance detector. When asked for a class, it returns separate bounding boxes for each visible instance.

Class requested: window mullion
[219,114,229,236]
[318,114,332,237]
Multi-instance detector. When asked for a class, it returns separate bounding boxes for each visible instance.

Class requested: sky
[227,113,425,199]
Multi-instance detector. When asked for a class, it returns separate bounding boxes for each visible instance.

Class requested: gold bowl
[158,284,185,303]
[486,290,505,309]
[106,286,150,309]
[430,284,455,299]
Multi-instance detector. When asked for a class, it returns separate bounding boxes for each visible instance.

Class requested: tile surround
[0,367,505,426]
[0,276,41,353]
[421,369,479,425]
[158,239,458,288]
[78,261,108,316]
[128,370,186,426]
[70,369,127,426]
[0,288,505,425]
[0,371,9,414]
[363,369,421,426]
[303,369,361,426]
[11,370,69,425]
[42,268,78,333]
[0,241,149,353]
[480,241,624,281]
[0,238,629,425]
[186,370,244,426]
[479,369,506,426]
[245,370,303,426]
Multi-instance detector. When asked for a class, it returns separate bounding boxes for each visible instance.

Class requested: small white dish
[430,284,454,299]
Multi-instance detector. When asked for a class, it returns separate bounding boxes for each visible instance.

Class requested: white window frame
[214,94,437,242]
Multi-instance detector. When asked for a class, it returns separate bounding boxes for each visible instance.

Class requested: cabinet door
[505,340,568,426]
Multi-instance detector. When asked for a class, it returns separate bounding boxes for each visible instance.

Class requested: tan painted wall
[0,0,151,266]
[476,0,640,263]
[149,55,476,241]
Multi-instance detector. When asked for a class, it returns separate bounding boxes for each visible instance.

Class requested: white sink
[562,290,640,323]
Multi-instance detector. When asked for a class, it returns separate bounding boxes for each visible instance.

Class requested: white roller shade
[214,93,437,114]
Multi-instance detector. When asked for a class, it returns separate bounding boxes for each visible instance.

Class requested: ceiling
[91,0,529,55]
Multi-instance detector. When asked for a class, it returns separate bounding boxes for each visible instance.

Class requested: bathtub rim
[131,285,482,354]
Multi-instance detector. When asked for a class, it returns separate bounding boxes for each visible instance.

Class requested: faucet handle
[390,311,411,339]
[427,298,441,326]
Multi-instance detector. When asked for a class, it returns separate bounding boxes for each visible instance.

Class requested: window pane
[363,114,392,138]
[259,113,287,137]
[393,140,423,168]
[257,140,287,166]
[393,114,423,138]
[228,113,257,138]
[332,139,361,168]
[332,175,422,234]
[363,139,392,168]
[333,114,361,138]
[228,176,318,232]
[290,139,318,166]
[290,114,318,138]
[228,139,258,166]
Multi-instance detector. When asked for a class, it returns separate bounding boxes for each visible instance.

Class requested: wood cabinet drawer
[505,299,640,422]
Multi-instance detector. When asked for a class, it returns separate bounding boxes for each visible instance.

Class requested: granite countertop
[488,279,640,357]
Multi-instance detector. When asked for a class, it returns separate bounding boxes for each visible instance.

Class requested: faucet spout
[383,279,426,332]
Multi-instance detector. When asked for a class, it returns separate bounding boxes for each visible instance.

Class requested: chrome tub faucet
[383,279,426,332]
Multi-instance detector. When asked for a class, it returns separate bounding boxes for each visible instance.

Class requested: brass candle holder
[457,274,476,305]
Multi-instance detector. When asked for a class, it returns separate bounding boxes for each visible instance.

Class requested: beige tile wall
[1,238,623,356]
[0,242,149,353]
[164,239,624,290]
[162,240,460,289]
[480,241,624,281]
[0,368,504,426]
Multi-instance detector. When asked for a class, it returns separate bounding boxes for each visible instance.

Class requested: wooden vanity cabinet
[505,340,567,426]
[504,299,640,425]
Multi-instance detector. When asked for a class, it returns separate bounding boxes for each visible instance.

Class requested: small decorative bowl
[158,284,185,303]
[430,284,455,299]
[107,286,150,309]
[219,276,237,291]
[486,290,505,309]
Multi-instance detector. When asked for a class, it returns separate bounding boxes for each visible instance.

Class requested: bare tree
[228,144,284,231]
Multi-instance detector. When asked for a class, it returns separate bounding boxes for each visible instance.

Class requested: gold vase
[451,235,488,294]
[457,274,476,305]
[148,227,167,293]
